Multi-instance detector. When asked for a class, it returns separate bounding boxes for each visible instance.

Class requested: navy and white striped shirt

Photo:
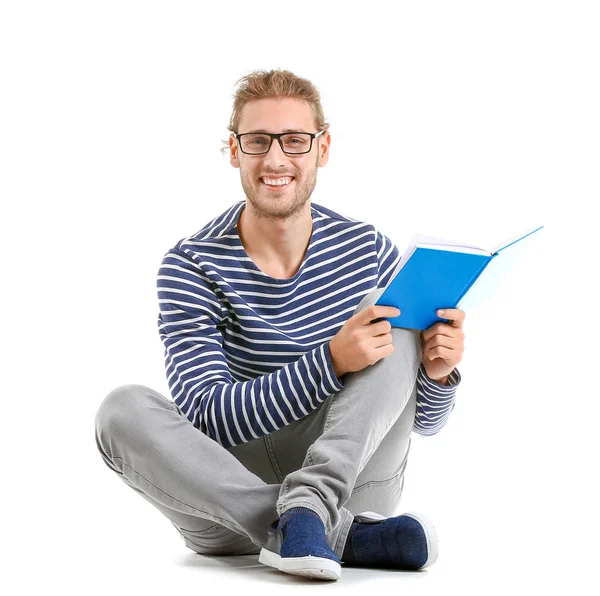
[157,201,460,449]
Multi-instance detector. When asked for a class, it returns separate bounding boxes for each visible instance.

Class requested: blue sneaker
[342,510,439,570]
[259,507,342,581]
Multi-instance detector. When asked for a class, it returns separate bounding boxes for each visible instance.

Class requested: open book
[374,225,544,330]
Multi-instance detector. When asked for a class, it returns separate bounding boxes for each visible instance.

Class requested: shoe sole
[259,548,341,581]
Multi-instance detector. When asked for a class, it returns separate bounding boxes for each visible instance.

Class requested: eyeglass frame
[232,130,326,155]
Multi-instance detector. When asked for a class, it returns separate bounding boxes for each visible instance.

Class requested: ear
[317,131,331,167]
[229,134,240,169]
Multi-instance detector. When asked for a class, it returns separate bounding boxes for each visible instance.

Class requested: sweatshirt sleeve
[374,228,402,290]
[413,364,461,435]
[157,248,344,449]
[375,230,461,436]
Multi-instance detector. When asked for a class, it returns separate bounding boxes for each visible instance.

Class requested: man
[95,69,465,582]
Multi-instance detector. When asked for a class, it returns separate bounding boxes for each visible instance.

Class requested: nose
[262,136,289,167]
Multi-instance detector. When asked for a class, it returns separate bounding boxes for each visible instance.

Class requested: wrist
[329,340,346,378]
[429,371,451,385]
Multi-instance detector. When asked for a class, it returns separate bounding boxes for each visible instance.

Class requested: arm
[374,230,462,436]
[414,364,461,435]
[157,248,344,449]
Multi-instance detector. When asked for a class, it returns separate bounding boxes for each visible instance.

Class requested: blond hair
[221,69,330,155]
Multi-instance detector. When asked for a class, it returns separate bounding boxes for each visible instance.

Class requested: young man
[95,69,465,582]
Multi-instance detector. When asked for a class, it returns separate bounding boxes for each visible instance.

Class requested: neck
[237,201,313,279]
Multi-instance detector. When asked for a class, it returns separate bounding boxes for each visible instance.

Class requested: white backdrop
[1,1,598,594]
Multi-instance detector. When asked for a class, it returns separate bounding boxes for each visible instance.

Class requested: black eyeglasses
[233,130,325,155]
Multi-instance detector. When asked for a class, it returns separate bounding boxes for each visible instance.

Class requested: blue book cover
[374,225,544,330]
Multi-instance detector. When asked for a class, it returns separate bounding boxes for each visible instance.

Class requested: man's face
[229,98,330,221]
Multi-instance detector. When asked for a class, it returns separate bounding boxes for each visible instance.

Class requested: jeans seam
[333,510,354,558]
[351,471,402,494]
[302,392,336,469]
[263,435,285,483]
[322,392,338,434]
[178,524,221,535]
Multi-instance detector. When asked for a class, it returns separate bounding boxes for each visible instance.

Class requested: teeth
[262,176,292,186]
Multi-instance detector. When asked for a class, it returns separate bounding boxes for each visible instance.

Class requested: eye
[284,136,309,146]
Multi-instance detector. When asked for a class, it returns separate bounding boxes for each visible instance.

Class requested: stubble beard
[240,153,319,222]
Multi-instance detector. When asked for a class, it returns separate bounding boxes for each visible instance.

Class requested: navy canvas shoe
[259,507,342,581]
[342,510,439,570]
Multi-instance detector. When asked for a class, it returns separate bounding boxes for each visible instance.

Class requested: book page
[408,225,544,257]
[409,233,488,253]
[391,227,545,297]
[418,243,491,256]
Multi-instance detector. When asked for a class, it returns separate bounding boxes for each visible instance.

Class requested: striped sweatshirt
[157,201,461,449]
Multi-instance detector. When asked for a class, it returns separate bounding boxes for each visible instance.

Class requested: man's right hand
[329,305,401,378]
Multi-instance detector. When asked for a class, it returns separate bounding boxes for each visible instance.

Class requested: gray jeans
[94,289,422,559]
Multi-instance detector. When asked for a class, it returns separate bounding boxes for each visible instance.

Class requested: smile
[261,176,294,187]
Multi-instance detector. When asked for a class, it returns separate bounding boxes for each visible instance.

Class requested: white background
[1,1,598,594]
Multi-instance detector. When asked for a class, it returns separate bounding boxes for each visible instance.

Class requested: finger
[358,305,401,326]
[436,308,466,328]
[424,334,462,353]
[369,319,392,337]
[424,345,455,363]
[422,322,464,343]
[371,332,393,349]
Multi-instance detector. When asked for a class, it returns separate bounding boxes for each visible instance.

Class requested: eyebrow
[245,128,309,134]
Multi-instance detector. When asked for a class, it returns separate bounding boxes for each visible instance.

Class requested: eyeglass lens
[241,133,312,154]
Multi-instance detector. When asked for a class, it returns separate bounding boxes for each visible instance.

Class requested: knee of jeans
[94,384,153,453]
[391,327,422,361]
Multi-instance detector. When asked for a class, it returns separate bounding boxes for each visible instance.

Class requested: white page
[409,232,488,253]
[390,226,544,296]
[408,226,543,257]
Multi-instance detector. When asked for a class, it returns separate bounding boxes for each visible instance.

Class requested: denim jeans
[94,288,422,559]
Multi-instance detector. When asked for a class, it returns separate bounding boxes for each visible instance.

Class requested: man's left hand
[420,308,466,384]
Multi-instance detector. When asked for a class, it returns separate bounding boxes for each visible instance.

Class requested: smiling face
[229,98,330,221]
